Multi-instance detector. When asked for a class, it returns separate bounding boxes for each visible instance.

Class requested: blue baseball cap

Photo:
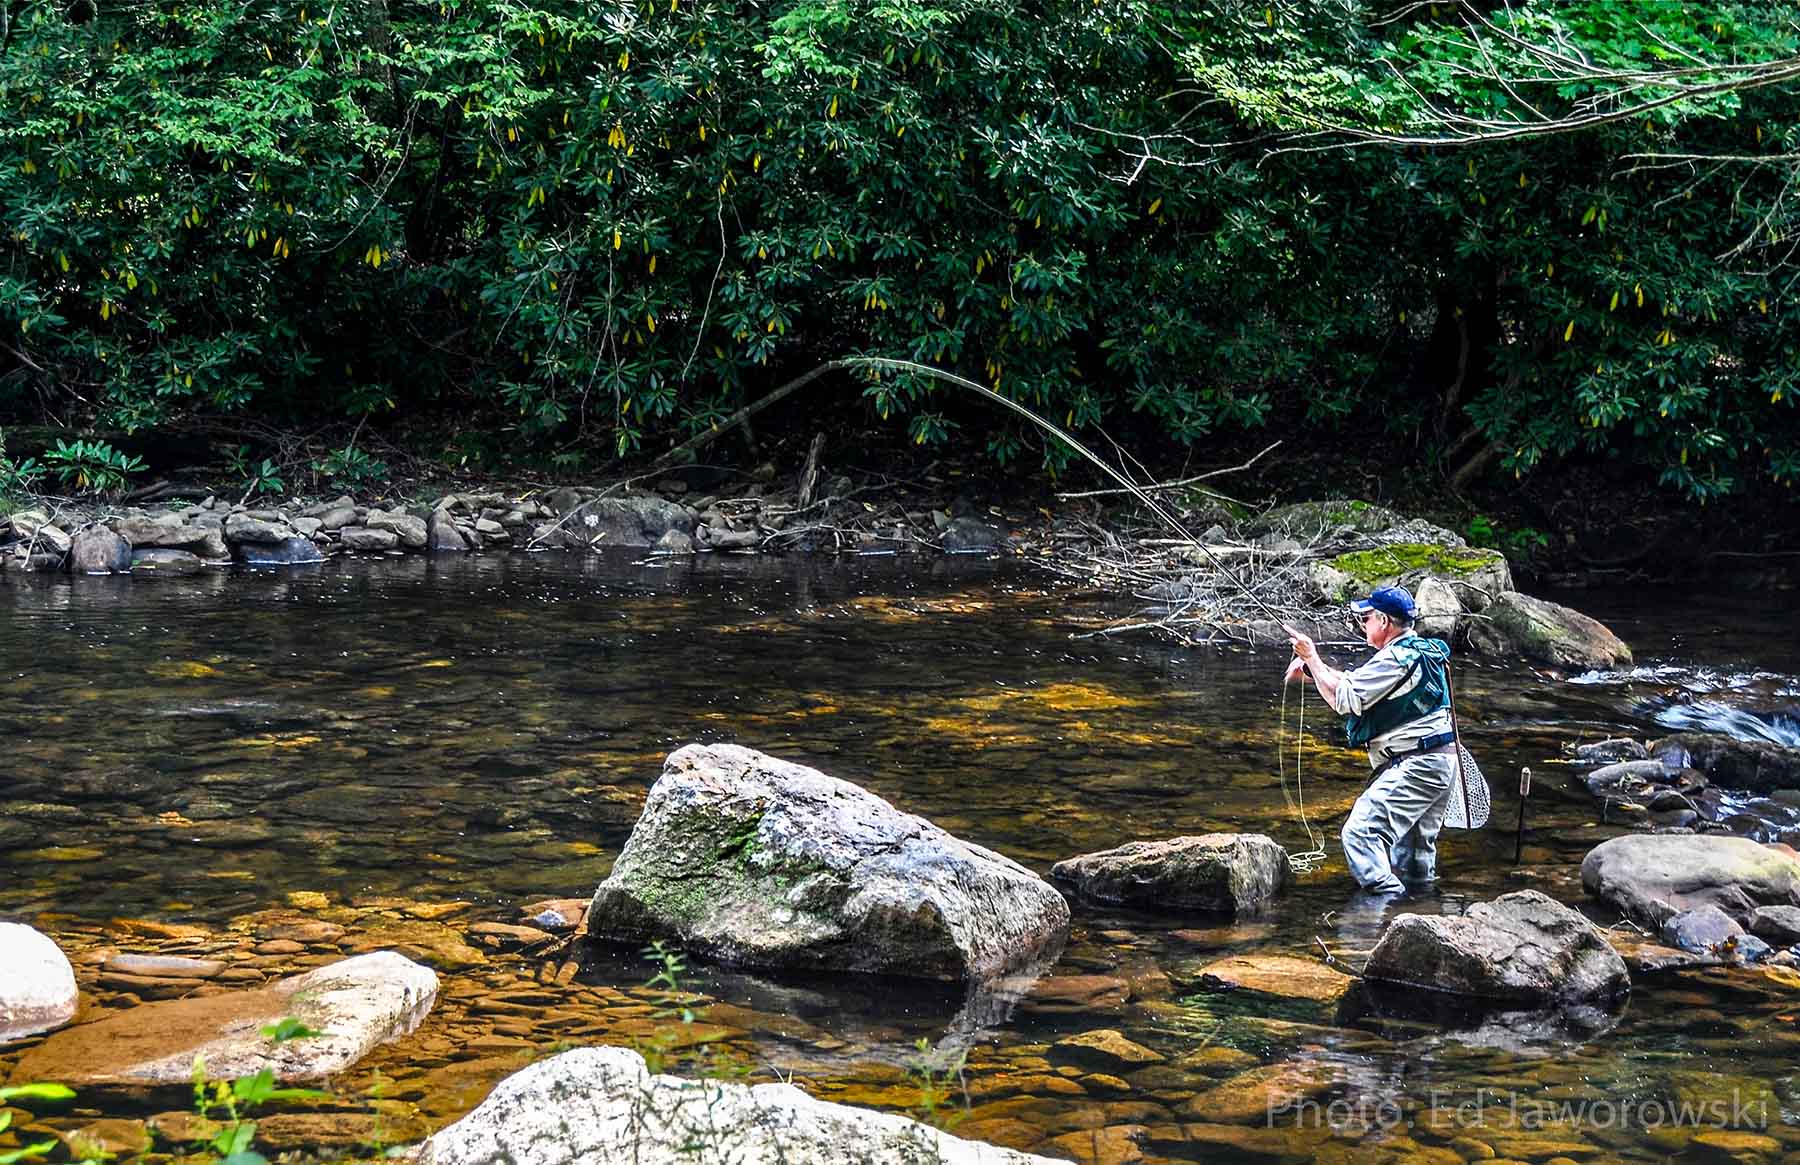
[1349,585,1417,621]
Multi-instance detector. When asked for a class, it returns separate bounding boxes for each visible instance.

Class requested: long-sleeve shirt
[1330,632,1455,769]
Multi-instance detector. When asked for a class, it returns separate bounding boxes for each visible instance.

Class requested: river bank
[0,454,1641,670]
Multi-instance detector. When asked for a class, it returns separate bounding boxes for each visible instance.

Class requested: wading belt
[1371,731,1458,779]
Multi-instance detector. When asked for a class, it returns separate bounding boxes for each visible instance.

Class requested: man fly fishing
[1284,585,1456,897]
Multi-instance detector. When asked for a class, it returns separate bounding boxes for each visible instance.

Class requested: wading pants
[1341,749,1456,895]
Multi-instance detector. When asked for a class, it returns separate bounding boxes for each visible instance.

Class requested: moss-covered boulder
[1467,590,1632,669]
[586,744,1070,981]
[1314,542,1513,606]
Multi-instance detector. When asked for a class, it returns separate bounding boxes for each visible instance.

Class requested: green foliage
[0,1084,79,1165]
[1173,1,1797,500]
[0,0,1793,497]
[0,430,43,498]
[227,445,286,500]
[313,445,388,488]
[40,438,144,493]
[1466,514,1549,559]
[189,1023,330,1165]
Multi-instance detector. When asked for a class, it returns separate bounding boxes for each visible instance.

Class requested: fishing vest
[1343,637,1451,748]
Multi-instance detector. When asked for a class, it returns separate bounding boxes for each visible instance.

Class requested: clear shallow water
[3,556,1799,1161]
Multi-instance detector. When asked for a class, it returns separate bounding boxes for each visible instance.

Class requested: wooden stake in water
[1514,766,1532,864]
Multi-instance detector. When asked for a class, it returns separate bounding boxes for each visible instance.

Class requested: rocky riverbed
[3,557,1798,1164]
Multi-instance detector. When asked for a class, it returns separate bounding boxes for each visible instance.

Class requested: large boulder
[69,526,132,574]
[1050,834,1288,914]
[428,509,469,552]
[565,496,698,549]
[1466,590,1632,669]
[1581,834,1800,929]
[1363,890,1628,1004]
[0,924,78,1042]
[1652,733,1800,795]
[587,745,1069,980]
[414,1046,1060,1165]
[12,951,436,1085]
[1312,542,1513,614]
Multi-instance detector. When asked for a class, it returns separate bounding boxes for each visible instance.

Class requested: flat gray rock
[588,744,1069,981]
[1581,834,1800,928]
[1364,890,1629,1004]
[414,1046,1061,1165]
[1050,834,1289,914]
[13,951,436,1084]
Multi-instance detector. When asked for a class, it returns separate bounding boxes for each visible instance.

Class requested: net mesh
[1443,742,1491,829]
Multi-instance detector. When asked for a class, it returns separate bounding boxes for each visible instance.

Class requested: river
[2,554,1797,1161]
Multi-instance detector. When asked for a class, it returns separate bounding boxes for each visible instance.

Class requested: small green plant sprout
[226,445,285,503]
[189,1019,329,1165]
[41,439,145,494]
[635,940,693,1075]
[905,1038,968,1132]
[631,941,748,1081]
[0,1084,77,1164]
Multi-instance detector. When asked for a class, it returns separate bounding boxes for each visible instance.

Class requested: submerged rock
[940,517,1005,553]
[1581,834,1800,928]
[1188,954,1355,1005]
[1050,834,1288,914]
[414,1046,1061,1165]
[235,536,325,566]
[131,548,207,575]
[1651,733,1800,795]
[13,951,436,1084]
[0,923,78,1042]
[1363,890,1628,1004]
[1048,1029,1165,1072]
[1466,590,1633,669]
[587,744,1069,981]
